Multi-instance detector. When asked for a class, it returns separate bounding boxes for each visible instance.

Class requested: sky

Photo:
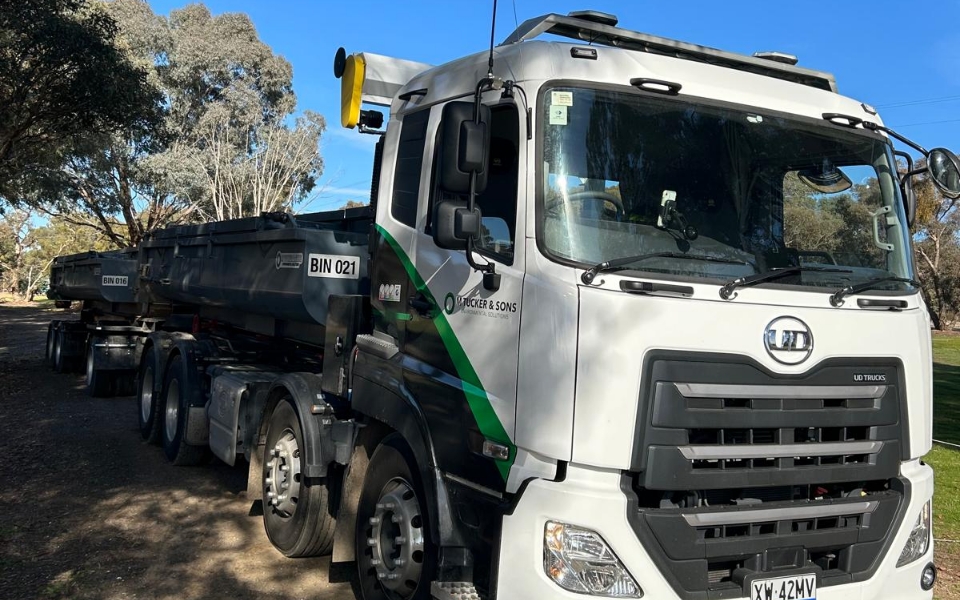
[148,0,960,210]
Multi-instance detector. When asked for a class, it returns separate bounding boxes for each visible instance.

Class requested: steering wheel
[545,190,626,220]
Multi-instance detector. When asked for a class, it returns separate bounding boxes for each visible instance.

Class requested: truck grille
[624,353,909,600]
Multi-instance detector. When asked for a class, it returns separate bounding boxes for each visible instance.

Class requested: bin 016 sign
[306,253,360,279]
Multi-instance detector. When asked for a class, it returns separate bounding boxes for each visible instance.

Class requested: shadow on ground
[0,305,357,600]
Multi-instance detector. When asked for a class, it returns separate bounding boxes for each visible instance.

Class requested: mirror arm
[862,121,928,155]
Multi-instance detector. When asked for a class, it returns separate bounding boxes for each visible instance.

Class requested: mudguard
[266,372,359,479]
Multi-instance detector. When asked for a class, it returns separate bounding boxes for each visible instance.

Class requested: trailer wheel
[161,355,207,465]
[46,321,59,367]
[261,399,336,557]
[53,328,69,373]
[356,434,435,600]
[85,342,114,398]
[138,346,162,443]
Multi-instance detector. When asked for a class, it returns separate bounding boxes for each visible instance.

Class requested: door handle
[409,292,435,318]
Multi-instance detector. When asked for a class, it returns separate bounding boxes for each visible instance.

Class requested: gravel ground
[0,304,356,600]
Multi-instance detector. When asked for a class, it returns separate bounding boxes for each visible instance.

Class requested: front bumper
[496,460,934,600]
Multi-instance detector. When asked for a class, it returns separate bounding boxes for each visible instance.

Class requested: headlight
[543,521,642,597]
[898,500,932,567]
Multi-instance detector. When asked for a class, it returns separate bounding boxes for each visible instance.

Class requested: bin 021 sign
[306,253,360,279]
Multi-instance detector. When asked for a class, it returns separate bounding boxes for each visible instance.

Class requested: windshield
[539,86,916,292]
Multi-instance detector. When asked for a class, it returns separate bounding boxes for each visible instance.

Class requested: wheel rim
[364,478,426,597]
[164,378,179,443]
[86,347,95,386]
[46,328,54,361]
[140,366,154,423]
[54,335,62,368]
[265,429,302,516]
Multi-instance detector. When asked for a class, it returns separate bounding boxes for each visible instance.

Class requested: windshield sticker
[549,105,568,126]
[378,283,402,302]
[551,91,574,107]
[276,251,303,269]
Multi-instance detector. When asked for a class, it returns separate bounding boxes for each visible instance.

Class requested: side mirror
[439,101,491,195]
[434,200,482,250]
[928,148,960,199]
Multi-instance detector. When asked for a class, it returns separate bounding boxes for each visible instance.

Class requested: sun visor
[336,48,431,128]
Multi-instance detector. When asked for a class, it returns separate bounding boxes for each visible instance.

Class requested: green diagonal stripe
[376,224,515,481]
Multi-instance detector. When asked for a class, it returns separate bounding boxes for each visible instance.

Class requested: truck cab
[340,9,958,600]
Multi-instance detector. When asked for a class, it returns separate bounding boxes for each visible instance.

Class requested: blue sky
[148,0,960,210]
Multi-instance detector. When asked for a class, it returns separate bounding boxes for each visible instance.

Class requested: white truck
[50,9,960,600]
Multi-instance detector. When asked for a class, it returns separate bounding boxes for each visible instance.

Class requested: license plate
[750,573,816,600]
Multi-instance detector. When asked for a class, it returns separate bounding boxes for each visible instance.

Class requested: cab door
[405,102,524,492]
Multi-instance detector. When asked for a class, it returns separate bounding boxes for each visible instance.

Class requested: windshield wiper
[581,252,752,285]
[719,266,853,300]
[829,276,919,307]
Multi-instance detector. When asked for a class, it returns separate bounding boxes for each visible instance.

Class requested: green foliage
[6,0,324,249]
[0,0,162,204]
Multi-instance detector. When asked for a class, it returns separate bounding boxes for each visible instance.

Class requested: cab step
[431,581,482,600]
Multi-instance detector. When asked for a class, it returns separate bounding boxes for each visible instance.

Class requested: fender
[350,359,468,551]
[265,372,359,479]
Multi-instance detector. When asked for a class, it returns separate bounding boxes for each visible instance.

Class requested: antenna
[487,0,498,78]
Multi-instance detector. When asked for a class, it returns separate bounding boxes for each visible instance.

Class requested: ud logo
[764,317,813,365]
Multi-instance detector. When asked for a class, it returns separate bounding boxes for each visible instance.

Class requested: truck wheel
[85,342,114,398]
[356,434,435,600]
[46,321,59,367]
[138,346,162,443]
[161,354,207,465]
[53,328,68,373]
[262,399,336,557]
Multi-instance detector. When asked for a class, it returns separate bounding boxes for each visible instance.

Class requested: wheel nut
[387,573,399,581]
[391,514,402,524]
[369,517,381,525]
[270,449,277,457]
[384,502,395,510]
[371,558,381,566]
[377,572,386,580]
[267,491,276,498]
[367,538,377,546]
[395,558,406,567]
[394,536,406,545]
[376,503,384,510]
[280,465,289,472]
[265,477,273,485]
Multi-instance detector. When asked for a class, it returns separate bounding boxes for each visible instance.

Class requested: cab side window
[475,105,520,263]
[391,108,430,228]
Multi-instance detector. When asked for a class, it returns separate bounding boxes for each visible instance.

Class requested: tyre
[46,321,59,367]
[53,328,68,373]
[160,354,207,465]
[356,434,435,600]
[138,346,162,444]
[85,341,114,398]
[262,399,336,557]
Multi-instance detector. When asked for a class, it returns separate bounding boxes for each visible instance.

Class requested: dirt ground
[0,304,356,600]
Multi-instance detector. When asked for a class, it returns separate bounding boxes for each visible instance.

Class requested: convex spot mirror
[928,148,960,199]
[434,201,481,250]
[439,101,491,195]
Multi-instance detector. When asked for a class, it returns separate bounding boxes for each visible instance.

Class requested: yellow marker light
[340,53,365,129]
